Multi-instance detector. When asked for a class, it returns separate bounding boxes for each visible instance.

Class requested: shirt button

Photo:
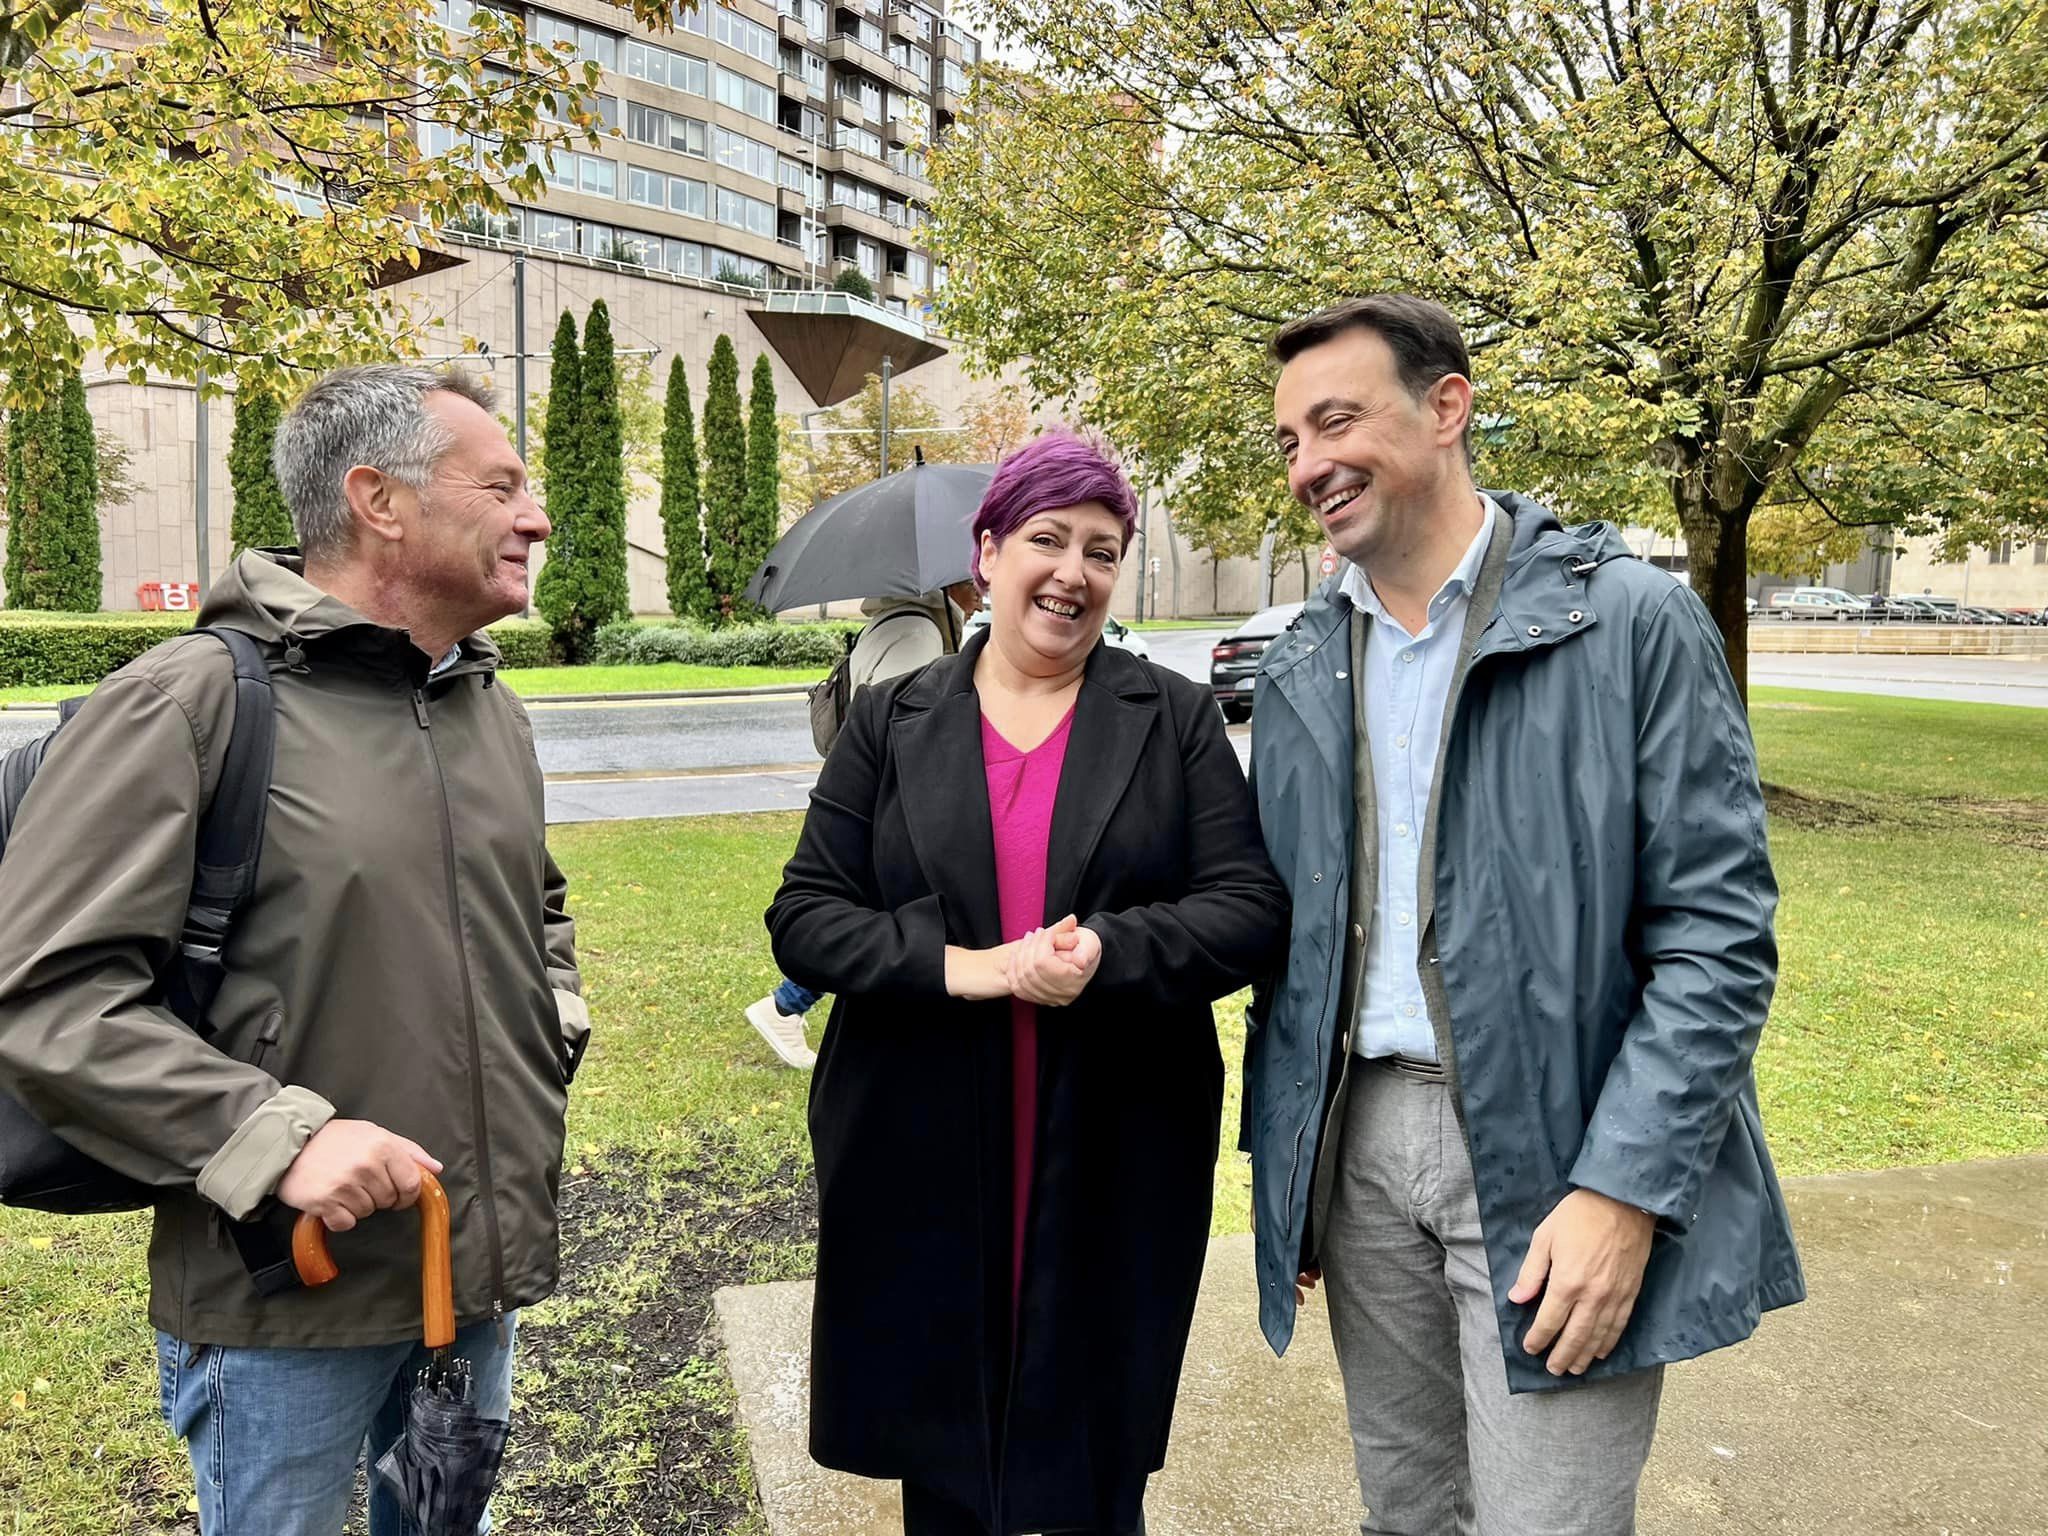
[1397,912,1412,928]
[1402,1003,1418,1018]
[1395,734,1409,749]
[1401,651,1416,664]
[1395,821,1410,837]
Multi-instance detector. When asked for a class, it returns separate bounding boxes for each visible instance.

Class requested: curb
[509,683,813,704]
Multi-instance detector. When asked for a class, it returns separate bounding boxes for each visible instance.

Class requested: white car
[961,607,1151,659]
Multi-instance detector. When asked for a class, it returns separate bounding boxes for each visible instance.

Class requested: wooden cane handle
[290,1170,455,1350]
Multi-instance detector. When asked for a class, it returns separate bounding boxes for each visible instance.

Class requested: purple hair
[970,427,1140,588]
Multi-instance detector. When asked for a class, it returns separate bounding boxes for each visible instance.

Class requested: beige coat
[0,552,584,1347]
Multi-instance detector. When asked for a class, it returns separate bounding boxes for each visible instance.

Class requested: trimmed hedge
[485,619,558,669]
[0,613,197,686]
[591,620,854,668]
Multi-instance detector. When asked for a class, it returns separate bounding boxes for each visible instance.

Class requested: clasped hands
[944,914,1102,1005]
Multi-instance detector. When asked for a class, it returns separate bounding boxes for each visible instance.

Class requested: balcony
[831,93,868,128]
[779,69,819,100]
[937,34,963,63]
[778,14,810,45]
[880,270,914,303]
[934,86,962,117]
[886,8,922,42]
[884,115,916,148]
[778,183,816,216]
[826,32,893,79]
[824,199,900,246]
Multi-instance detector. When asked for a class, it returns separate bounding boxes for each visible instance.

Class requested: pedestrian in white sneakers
[745,578,981,1069]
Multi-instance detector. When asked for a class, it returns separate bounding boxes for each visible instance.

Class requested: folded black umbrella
[375,1355,509,1536]
[745,459,994,612]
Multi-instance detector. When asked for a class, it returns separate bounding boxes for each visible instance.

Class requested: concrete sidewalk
[715,1156,2046,1534]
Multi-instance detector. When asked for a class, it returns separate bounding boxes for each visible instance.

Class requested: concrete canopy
[746,291,948,407]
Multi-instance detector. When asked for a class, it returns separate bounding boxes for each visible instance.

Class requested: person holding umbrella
[766,429,1288,1535]
[745,577,983,1070]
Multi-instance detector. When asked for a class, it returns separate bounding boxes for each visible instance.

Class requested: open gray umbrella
[745,458,994,612]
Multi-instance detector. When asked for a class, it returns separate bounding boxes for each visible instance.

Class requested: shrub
[0,612,197,687]
[485,618,558,668]
[830,268,876,302]
[229,384,293,552]
[590,620,853,669]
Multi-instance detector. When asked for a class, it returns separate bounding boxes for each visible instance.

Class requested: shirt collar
[1338,494,1500,626]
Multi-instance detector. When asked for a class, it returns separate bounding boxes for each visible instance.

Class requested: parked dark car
[1211,602,1304,724]
[1961,606,2010,625]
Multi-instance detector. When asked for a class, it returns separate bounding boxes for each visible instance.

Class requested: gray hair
[273,364,497,560]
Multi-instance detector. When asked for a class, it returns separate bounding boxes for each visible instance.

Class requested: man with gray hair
[0,364,583,1533]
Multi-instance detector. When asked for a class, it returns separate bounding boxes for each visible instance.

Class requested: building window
[713,4,779,65]
[835,123,883,160]
[830,173,882,216]
[778,0,827,36]
[627,102,708,158]
[672,0,709,36]
[835,73,882,115]
[1989,539,2013,565]
[904,250,929,288]
[781,45,827,93]
[711,126,779,183]
[887,39,929,83]
[716,186,776,239]
[539,148,616,198]
[941,57,967,94]
[530,9,619,71]
[842,13,883,51]
[779,158,824,200]
[714,66,778,123]
[711,249,772,285]
[624,39,707,96]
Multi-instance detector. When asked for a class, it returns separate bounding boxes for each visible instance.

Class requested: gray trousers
[1321,1063,1664,1536]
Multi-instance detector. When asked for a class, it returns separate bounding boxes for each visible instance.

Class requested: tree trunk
[1675,486,1753,702]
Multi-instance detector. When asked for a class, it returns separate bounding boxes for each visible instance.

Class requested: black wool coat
[766,633,1288,1534]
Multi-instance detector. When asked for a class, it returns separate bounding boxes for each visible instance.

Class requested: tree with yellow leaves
[931,1,2048,694]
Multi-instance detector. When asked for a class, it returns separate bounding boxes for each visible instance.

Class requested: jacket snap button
[1569,610,1584,623]
[1527,624,1543,637]
[1312,872,1323,883]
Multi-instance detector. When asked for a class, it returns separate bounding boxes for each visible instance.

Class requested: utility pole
[1135,485,1148,622]
[194,359,211,600]
[878,353,892,478]
[513,252,528,461]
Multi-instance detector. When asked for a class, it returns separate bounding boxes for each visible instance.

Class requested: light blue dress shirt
[1338,499,1499,1061]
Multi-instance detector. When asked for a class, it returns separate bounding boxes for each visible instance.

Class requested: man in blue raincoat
[1245,294,1803,1534]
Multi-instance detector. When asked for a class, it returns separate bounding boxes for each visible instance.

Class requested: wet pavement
[716,1155,2047,1535]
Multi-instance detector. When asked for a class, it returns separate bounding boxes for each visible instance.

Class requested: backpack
[807,607,942,756]
[0,627,275,1217]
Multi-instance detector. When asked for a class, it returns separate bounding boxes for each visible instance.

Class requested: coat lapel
[889,646,1004,951]
[1043,646,1158,926]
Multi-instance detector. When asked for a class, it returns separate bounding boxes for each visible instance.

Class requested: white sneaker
[745,996,817,1070]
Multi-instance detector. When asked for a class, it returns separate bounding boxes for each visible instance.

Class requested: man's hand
[276,1120,443,1233]
[1006,916,1102,1007]
[1509,1188,1656,1377]
[1296,1264,1321,1307]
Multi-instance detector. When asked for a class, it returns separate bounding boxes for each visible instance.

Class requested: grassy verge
[2,692,2042,1530]
[501,664,824,698]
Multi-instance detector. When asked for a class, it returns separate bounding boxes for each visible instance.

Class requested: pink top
[981,706,1076,1327]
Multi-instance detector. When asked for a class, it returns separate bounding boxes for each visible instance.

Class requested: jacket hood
[198,549,503,668]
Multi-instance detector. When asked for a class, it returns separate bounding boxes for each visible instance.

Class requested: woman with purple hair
[767,428,1287,1535]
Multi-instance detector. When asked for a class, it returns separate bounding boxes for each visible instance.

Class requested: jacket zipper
[414,684,509,1342]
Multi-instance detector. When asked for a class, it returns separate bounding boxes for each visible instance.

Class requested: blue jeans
[773,976,821,1016]
[155,1313,517,1536]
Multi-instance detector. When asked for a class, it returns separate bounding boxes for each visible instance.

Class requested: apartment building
[429,0,979,311]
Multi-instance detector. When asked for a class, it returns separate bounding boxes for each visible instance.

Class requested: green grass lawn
[501,663,823,697]
[2,688,2042,1530]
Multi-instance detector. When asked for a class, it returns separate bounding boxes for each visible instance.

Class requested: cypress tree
[699,334,749,624]
[4,367,99,611]
[53,368,101,610]
[532,309,585,645]
[573,298,631,640]
[737,353,780,622]
[660,355,712,621]
[229,383,294,552]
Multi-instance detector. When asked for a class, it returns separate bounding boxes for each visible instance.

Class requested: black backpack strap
[163,627,276,1034]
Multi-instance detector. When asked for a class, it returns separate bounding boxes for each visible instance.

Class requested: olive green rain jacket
[0,551,586,1347]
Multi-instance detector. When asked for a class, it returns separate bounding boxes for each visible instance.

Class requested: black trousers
[900,1482,1147,1536]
